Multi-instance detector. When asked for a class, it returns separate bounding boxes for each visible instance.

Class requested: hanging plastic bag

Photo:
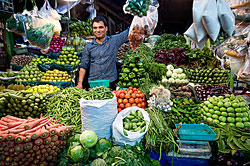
[217,0,235,36]
[26,23,55,49]
[86,4,96,19]
[201,0,221,41]
[128,1,158,50]
[238,53,250,81]
[80,94,117,139]
[192,0,209,42]
[123,0,152,17]
[112,106,150,146]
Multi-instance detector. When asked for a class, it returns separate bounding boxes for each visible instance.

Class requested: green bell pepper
[123,68,130,73]
[138,68,145,73]
[132,68,139,73]
[129,63,136,68]
[127,82,134,87]
[134,83,139,87]
[129,72,136,79]
[124,76,130,82]
[139,78,145,83]
[136,62,143,68]
[132,78,138,83]
[122,82,127,87]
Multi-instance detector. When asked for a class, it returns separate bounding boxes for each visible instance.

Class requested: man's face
[93,21,108,40]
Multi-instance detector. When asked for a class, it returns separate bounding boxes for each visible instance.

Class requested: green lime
[219,116,227,122]
[218,102,224,107]
[243,122,250,128]
[235,108,242,112]
[214,106,220,111]
[213,119,220,124]
[228,113,236,117]
[214,111,221,116]
[204,101,211,106]
[221,112,228,117]
[235,117,242,122]
[207,118,213,123]
[227,117,235,123]
[228,123,235,127]
[206,112,212,117]
[236,113,243,117]
[242,117,249,122]
[227,107,234,113]
[212,114,219,119]
[236,122,244,128]
[224,102,232,108]
[209,109,215,114]
[232,103,239,108]
[220,107,226,112]
[220,122,227,126]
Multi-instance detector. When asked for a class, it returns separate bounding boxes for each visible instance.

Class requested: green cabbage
[95,139,112,157]
[68,145,85,163]
[80,130,98,148]
[91,158,107,166]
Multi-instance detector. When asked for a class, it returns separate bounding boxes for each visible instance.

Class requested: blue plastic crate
[88,80,110,88]
[175,124,216,141]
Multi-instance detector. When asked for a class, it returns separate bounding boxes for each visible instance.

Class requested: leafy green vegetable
[67,145,90,163]
[91,158,107,166]
[80,130,98,148]
[95,139,112,157]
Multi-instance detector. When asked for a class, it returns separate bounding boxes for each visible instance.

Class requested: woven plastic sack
[128,1,159,50]
[112,106,150,146]
[217,0,235,36]
[80,94,117,139]
[201,0,221,41]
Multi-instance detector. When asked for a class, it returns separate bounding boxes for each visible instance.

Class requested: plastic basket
[53,63,79,71]
[37,64,53,72]
[11,64,25,71]
[175,124,216,141]
[14,47,28,54]
[88,80,110,88]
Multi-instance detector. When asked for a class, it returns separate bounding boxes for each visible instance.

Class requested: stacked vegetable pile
[123,109,147,135]
[162,64,189,84]
[0,90,49,118]
[169,85,196,102]
[0,85,5,91]
[0,72,17,78]
[0,115,73,165]
[32,56,56,65]
[155,47,189,66]
[211,123,250,153]
[188,68,230,84]
[201,94,250,128]
[40,69,71,83]
[70,19,93,37]
[64,36,86,52]
[46,87,88,132]
[118,54,146,88]
[195,84,235,102]
[165,98,201,124]
[124,0,151,17]
[27,84,60,94]
[11,55,35,66]
[114,87,146,112]
[4,84,30,91]
[48,35,66,53]
[15,62,44,82]
[117,43,131,60]
[56,47,80,65]
[82,86,114,100]
[211,31,229,48]
[147,86,173,112]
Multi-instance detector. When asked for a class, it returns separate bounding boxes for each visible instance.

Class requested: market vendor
[77,16,129,90]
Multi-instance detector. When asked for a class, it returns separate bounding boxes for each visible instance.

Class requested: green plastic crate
[175,124,216,141]
[88,80,110,88]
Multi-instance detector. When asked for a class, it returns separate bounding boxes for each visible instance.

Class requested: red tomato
[134,91,138,94]
[125,103,131,108]
[138,98,142,103]
[142,97,146,102]
[139,94,144,98]
[123,99,128,104]
[129,98,135,104]
[128,90,133,94]
[137,90,142,94]
[133,88,137,91]
[116,92,120,98]
[128,87,133,90]
[135,98,139,104]
[117,102,119,107]
[120,93,125,99]
[118,108,122,113]
[131,93,136,99]
[118,99,123,104]
[137,103,142,108]
[136,94,140,98]
[132,103,137,107]
[119,103,125,109]
[141,102,146,108]
[125,93,131,99]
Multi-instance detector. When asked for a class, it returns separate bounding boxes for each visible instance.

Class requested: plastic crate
[175,124,216,141]
[88,80,109,88]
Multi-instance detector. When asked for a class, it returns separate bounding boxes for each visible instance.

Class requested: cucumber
[130,110,137,117]
[124,123,129,130]
[133,123,137,129]
[129,123,133,130]
[137,111,143,120]
[131,119,139,123]
[123,129,128,136]
[126,115,135,120]
[134,127,141,132]
[140,126,146,133]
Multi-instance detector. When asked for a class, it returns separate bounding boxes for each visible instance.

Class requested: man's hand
[76,82,83,89]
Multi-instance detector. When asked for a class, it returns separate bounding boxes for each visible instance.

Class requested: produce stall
[0,0,250,166]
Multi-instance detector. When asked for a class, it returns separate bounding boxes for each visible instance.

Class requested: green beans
[83,86,114,100]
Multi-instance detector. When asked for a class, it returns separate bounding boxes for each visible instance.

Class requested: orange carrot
[1,117,16,123]
[24,117,48,130]
[24,135,32,143]
[0,134,8,141]
[5,115,25,122]
[7,128,25,134]
[31,128,42,140]
[40,127,49,139]
[6,134,16,141]
[7,122,23,128]
[15,135,25,144]
[20,119,52,135]
[0,120,7,126]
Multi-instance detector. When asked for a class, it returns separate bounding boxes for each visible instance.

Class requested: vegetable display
[32,56,56,65]
[82,86,114,100]
[26,23,55,49]
[187,68,230,84]
[147,86,172,112]
[0,72,17,78]
[45,87,88,132]
[129,24,150,50]
[3,84,31,91]
[165,98,201,124]
[0,90,49,118]
[11,55,35,65]
[114,87,146,112]
[15,62,44,82]
[56,47,80,65]
[211,123,250,153]
[169,85,196,102]
[27,84,60,94]
[162,64,189,84]
[124,0,151,17]
[48,35,66,53]
[0,115,73,165]
[117,43,131,60]
[123,109,147,134]
[70,19,93,37]
[118,54,147,88]
[195,84,235,102]
[40,69,72,83]
[154,47,189,66]
[201,94,250,128]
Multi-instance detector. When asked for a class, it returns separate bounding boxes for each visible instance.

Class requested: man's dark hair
[92,16,108,27]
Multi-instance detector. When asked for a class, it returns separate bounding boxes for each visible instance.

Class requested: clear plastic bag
[225,0,250,9]
[128,1,158,50]
[238,51,250,80]
[26,23,55,49]
[123,0,152,17]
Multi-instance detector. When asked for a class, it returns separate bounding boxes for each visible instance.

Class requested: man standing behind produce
[77,16,129,90]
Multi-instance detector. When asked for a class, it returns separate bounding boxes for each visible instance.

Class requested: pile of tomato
[114,87,146,112]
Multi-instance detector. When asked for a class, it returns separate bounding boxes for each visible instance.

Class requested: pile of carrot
[0,115,73,166]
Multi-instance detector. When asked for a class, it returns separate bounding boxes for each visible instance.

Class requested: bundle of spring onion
[0,115,73,166]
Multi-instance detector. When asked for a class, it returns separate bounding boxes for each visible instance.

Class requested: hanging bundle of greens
[6,14,32,35]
